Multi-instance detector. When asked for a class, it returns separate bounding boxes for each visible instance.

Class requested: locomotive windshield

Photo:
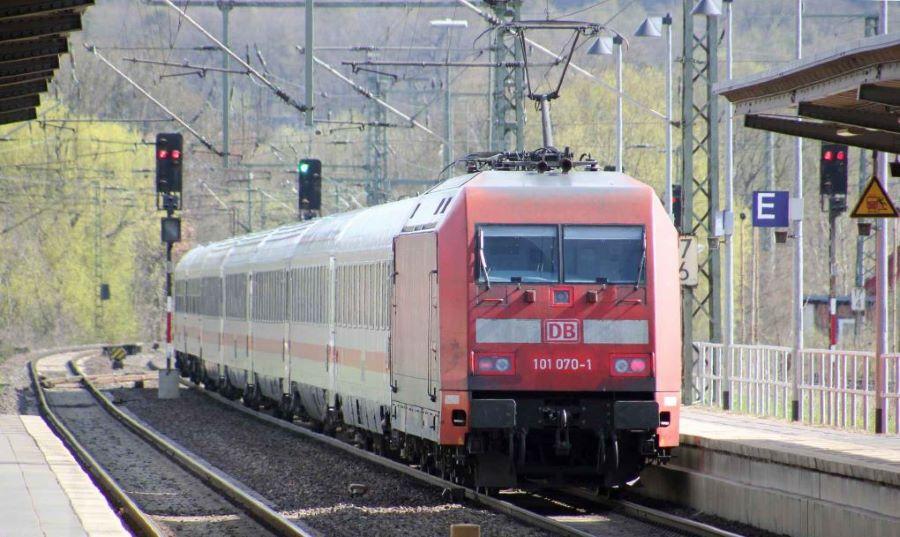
[478,225,558,283]
[563,226,645,284]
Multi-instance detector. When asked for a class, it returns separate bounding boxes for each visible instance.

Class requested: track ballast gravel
[41,360,276,537]
[115,385,553,537]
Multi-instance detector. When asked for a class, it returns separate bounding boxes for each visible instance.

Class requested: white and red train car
[173,169,681,488]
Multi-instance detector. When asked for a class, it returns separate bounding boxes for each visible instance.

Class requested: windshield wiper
[634,228,646,289]
[478,229,491,289]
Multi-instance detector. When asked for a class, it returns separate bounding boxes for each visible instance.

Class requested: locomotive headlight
[477,357,495,371]
[474,354,515,376]
[610,355,652,377]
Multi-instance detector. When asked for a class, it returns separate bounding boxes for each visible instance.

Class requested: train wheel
[242,385,259,410]
[274,396,293,422]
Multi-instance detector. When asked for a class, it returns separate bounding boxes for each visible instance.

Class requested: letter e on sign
[544,320,580,343]
[752,191,790,227]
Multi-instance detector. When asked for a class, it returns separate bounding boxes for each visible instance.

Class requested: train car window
[478,225,559,283]
[563,226,645,285]
[225,273,247,320]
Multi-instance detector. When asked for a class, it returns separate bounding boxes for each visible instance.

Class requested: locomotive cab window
[478,225,558,283]
[563,226,646,285]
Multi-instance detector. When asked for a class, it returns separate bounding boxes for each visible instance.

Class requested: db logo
[544,320,580,343]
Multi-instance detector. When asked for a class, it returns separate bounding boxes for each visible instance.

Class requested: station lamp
[691,0,722,17]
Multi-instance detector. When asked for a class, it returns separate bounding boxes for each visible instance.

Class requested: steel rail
[183,380,596,537]
[555,487,746,537]
[68,359,316,537]
[29,353,164,537]
[186,378,749,537]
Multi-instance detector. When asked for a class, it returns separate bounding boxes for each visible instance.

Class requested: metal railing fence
[692,342,900,434]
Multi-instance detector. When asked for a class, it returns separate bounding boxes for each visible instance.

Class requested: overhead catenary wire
[311,53,448,145]
[454,0,669,124]
[157,0,310,114]
[84,45,224,156]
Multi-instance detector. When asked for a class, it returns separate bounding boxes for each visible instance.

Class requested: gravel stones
[117,386,550,537]
[47,386,276,537]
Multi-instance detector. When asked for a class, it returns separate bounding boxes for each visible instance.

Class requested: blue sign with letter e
[752,191,789,227]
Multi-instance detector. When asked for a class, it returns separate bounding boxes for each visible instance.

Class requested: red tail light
[610,356,652,377]
[474,354,515,376]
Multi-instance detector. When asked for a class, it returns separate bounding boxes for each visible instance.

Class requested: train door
[245,272,253,388]
[282,267,291,397]
[392,232,439,407]
[428,270,439,401]
[327,256,337,405]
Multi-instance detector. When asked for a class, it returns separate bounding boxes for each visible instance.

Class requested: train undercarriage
[175,352,669,491]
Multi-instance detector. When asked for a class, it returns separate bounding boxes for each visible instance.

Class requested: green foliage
[0,102,161,347]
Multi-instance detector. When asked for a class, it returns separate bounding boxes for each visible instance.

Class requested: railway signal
[156,133,184,194]
[161,216,181,243]
[819,143,848,197]
[155,132,184,396]
[298,158,322,220]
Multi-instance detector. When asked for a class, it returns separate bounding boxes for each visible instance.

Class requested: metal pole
[305,0,314,127]
[539,97,553,148]
[615,35,623,172]
[664,14,673,217]
[444,46,453,169]
[791,0,804,422]
[829,204,838,349]
[707,13,721,347]
[722,0,735,410]
[165,198,174,372]
[247,172,253,233]
[876,152,888,433]
[763,132,775,252]
[875,1,889,434]
[221,6,230,167]
[680,0,695,405]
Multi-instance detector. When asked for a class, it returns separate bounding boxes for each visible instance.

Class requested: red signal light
[823,150,833,161]
[171,149,181,160]
[158,149,168,159]
[837,150,846,161]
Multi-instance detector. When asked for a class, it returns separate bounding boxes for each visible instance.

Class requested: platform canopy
[716,33,900,153]
[0,0,93,126]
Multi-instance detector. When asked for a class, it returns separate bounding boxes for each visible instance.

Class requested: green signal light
[299,162,310,173]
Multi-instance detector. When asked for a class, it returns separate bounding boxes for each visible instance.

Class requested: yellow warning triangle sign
[851,177,898,218]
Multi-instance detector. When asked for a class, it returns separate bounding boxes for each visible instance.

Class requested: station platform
[641,407,900,537]
[0,414,129,537]
[680,407,900,484]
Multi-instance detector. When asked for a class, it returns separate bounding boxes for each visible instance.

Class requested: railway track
[168,373,749,537]
[30,350,316,537]
[33,347,750,537]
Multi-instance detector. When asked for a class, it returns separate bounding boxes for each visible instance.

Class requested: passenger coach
[174,169,681,489]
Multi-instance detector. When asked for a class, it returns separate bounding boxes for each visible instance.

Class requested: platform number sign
[680,236,698,287]
[851,287,867,312]
[752,191,790,228]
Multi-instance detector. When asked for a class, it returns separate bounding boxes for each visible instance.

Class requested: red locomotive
[173,157,680,490]
[174,20,680,491]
